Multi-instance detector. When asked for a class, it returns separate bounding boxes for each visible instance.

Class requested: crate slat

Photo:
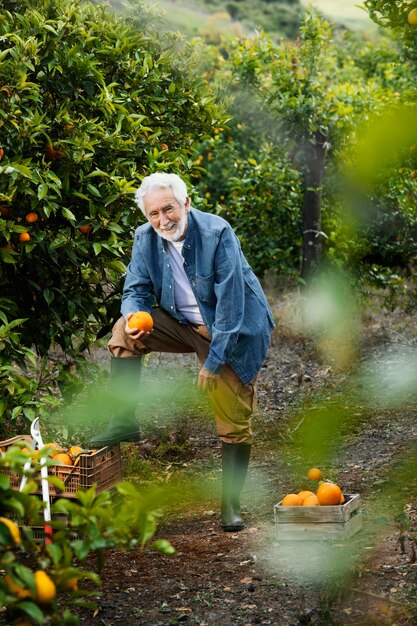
[274,493,362,541]
[0,436,121,498]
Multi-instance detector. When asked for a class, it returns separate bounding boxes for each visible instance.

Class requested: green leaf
[86,183,101,198]
[62,208,76,222]
[38,183,48,200]
[43,288,55,305]
[0,475,10,490]
[151,538,176,555]
[47,543,63,565]
[47,475,65,490]
[1,163,33,179]
[15,564,35,594]
[18,600,44,622]
[7,499,25,517]
[85,169,110,179]
[93,242,102,255]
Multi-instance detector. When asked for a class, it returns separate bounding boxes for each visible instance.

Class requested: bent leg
[108,309,198,358]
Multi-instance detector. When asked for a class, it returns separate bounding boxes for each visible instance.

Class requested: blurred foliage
[0,441,174,624]
[0,0,223,429]
[192,12,417,278]
[192,132,303,277]
[364,0,417,56]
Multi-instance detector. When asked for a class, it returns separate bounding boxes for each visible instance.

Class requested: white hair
[134,172,188,216]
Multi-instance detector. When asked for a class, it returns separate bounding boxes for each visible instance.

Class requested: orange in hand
[128,311,153,332]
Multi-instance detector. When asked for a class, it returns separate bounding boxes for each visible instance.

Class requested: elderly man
[92,172,275,531]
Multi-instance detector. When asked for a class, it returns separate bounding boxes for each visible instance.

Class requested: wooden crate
[0,435,122,499]
[274,493,362,541]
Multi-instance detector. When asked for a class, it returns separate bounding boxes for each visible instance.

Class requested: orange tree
[0,441,174,625]
[345,1,417,285]
[364,0,417,52]
[0,0,222,428]
[194,12,416,280]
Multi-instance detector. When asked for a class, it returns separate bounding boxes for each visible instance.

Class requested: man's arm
[121,235,155,318]
[202,227,245,375]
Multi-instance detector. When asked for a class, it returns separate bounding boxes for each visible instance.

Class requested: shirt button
[170,306,174,309]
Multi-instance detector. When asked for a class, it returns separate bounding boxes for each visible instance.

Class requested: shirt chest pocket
[195,273,216,304]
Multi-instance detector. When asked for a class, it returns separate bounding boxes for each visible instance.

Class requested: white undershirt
[167,241,204,325]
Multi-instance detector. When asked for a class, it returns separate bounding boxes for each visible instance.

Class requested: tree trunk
[301,131,328,281]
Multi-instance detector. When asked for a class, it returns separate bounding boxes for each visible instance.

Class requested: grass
[300,0,377,31]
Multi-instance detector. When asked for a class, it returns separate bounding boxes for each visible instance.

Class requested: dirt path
[74,289,417,626]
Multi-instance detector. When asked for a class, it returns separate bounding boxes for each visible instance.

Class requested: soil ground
[73,285,417,625]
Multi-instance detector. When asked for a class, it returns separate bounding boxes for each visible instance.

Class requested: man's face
[144,187,189,242]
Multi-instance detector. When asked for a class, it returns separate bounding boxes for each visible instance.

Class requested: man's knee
[107,316,145,358]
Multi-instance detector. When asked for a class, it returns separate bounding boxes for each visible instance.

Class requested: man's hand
[125,313,152,341]
[198,366,219,393]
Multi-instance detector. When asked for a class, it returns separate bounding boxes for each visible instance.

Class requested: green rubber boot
[91,356,142,447]
[221,442,251,532]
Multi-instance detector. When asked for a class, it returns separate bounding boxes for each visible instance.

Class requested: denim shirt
[121,208,275,385]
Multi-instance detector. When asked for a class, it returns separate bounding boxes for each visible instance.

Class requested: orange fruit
[303,494,320,506]
[52,452,73,466]
[128,311,154,332]
[3,575,31,599]
[44,442,63,456]
[0,517,21,545]
[25,212,39,223]
[21,445,39,460]
[316,482,342,506]
[68,445,83,460]
[34,570,56,604]
[339,493,345,504]
[18,232,31,243]
[45,144,56,159]
[0,205,10,218]
[78,225,92,234]
[281,493,303,506]
[307,467,323,481]
[0,148,4,160]
[297,490,315,503]
[60,576,78,591]
[408,8,417,25]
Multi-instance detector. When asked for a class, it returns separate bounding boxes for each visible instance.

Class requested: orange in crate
[0,435,122,499]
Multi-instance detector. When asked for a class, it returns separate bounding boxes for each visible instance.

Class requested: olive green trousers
[107,307,256,444]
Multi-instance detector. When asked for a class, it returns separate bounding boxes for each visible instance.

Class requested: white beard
[155,207,187,242]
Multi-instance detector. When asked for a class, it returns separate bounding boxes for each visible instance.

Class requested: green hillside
[111,0,303,39]
[300,0,376,31]
[110,0,377,43]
